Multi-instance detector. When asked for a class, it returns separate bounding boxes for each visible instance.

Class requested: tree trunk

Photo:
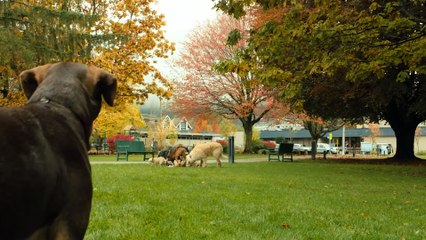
[243,123,253,153]
[389,121,418,160]
[384,101,422,160]
[304,121,323,160]
[310,139,318,160]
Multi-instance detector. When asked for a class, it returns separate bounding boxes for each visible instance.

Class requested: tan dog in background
[187,160,202,167]
[186,142,223,167]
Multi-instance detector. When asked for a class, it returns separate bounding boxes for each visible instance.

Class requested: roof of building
[260,126,426,139]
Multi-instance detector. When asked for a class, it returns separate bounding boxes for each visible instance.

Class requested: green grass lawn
[86,158,426,239]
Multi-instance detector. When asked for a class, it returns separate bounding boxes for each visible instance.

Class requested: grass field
[86,156,426,239]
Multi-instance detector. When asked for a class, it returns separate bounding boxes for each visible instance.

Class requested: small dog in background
[148,157,167,166]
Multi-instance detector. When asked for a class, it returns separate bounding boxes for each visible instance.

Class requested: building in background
[136,94,224,147]
[259,126,426,154]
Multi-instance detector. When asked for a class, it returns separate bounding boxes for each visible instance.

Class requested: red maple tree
[171,14,285,153]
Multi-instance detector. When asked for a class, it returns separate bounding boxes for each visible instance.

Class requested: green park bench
[116,140,154,161]
[268,143,294,162]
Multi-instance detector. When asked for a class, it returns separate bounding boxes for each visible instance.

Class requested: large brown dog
[168,144,187,162]
[0,62,116,239]
[186,142,223,167]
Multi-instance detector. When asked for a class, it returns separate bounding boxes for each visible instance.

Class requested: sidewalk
[89,156,308,165]
[90,158,268,165]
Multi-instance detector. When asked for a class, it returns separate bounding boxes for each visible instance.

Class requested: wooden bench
[116,140,154,161]
[268,143,294,162]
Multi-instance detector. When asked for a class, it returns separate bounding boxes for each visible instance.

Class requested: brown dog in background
[171,145,187,162]
[0,62,116,239]
[166,144,187,163]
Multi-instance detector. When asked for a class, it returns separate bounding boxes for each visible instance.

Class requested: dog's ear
[89,66,117,106]
[19,64,52,99]
[98,71,117,106]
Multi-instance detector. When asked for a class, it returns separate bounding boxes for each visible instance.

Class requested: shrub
[250,139,265,153]
[216,139,228,154]
[234,146,244,153]
[107,134,134,152]
[416,150,426,155]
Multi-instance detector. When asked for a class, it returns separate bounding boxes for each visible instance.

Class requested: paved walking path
[89,156,311,165]
[89,158,268,165]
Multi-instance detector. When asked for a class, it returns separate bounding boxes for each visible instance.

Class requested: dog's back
[186,142,223,167]
[0,62,116,239]
[193,142,223,156]
[0,104,91,239]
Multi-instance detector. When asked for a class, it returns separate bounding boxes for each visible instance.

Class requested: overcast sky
[143,1,218,108]
[153,0,218,79]
[155,0,218,50]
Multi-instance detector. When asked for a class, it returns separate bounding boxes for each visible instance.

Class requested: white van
[316,143,331,153]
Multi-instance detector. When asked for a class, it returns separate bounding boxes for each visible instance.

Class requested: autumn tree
[93,104,146,137]
[191,114,223,134]
[193,116,214,133]
[172,14,284,153]
[146,119,173,151]
[1,0,174,138]
[90,0,175,105]
[216,0,426,160]
[89,0,174,138]
[0,0,99,106]
[168,124,178,146]
[302,116,344,160]
[368,124,382,145]
[219,118,239,137]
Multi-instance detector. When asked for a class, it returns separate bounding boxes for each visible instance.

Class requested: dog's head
[186,153,192,162]
[19,62,117,120]
[173,147,185,159]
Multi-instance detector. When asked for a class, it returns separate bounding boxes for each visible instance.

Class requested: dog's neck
[35,96,93,150]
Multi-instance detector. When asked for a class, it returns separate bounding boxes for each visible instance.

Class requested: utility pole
[341,125,346,155]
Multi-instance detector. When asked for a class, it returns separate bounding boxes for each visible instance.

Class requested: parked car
[316,143,331,153]
[292,144,311,154]
[376,143,393,155]
[329,144,338,154]
[338,146,349,154]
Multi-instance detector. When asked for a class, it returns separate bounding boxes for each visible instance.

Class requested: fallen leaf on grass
[281,223,290,228]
